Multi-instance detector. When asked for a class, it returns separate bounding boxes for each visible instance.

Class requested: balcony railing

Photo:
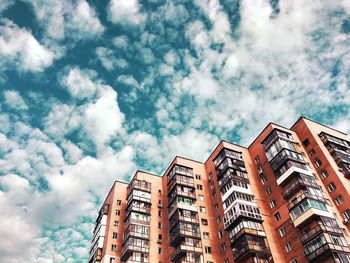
[168,188,196,205]
[218,168,249,188]
[126,194,151,208]
[121,238,149,261]
[230,228,266,245]
[300,224,343,244]
[167,165,193,183]
[269,148,305,171]
[170,245,202,262]
[127,179,151,196]
[233,243,271,260]
[167,176,195,193]
[320,132,350,149]
[123,224,150,241]
[288,192,328,210]
[262,128,295,149]
[305,241,350,262]
[126,202,151,217]
[282,178,319,199]
[224,205,263,230]
[170,223,201,246]
[216,158,246,178]
[169,210,199,228]
[214,148,243,168]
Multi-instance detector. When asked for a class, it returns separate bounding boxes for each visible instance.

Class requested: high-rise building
[89,117,350,263]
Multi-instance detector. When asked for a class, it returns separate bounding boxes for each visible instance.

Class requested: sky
[0,0,350,262]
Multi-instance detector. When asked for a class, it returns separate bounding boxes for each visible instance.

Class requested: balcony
[121,238,149,261]
[320,132,350,149]
[168,187,196,205]
[126,193,151,208]
[88,247,102,263]
[125,201,151,218]
[169,209,199,228]
[300,224,343,245]
[223,203,263,230]
[170,245,202,262]
[269,148,305,172]
[304,235,350,262]
[262,128,296,149]
[167,165,193,183]
[276,163,313,186]
[218,168,249,189]
[123,224,149,241]
[233,243,271,261]
[214,148,243,168]
[127,179,151,196]
[216,158,246,178]
[288,192,329,211]
[167,176,195,193]
[230,228,266,245]
[282,178,319,199]
[170,223,201,246]
[168,200,197,218]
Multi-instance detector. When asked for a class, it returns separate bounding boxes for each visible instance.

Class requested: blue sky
[0,0,349,262]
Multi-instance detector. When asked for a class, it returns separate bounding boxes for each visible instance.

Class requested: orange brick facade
[89,117,350,263]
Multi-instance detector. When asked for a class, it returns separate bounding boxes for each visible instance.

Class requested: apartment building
[89,117,350,263]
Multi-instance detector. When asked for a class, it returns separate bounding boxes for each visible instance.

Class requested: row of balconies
[269,148,305,172]
[223,203,263,230]
[170,223,201,246]
[167,165,193,183]
[261,128,295,149]
[300,224,343,244]
[170,245,202,262]
[127,179,151,196]
[233,242,271,261]
[216,158,246,178]
[168,186,196,205]
[320,132,350,149]
[169,209,199,228]
[121,237,149,261]
[218,168,249,189]
[167,176,195,193]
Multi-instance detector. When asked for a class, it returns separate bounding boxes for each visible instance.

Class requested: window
[158,210,162,216]
[343,209,350,221]
[110,258,115,263]
[255,155,260,164]
[116,210,120,216]
[303,138,310,147]
[266,188,272,196]
[201,219,208,225]
[213,192,216,199]
[158,222,162,229]
[215,204,219,211]
[221,243,226,252]
[111,244,116,251]
[158,200,162,207]
[114,221,119,227]
[279,227,286,237]
[216,216,221,224]
[261,177,267,185]
[309,149,315,157]
[258,165,263,174]
[196,174,201,180]
[328,182,336,192]
[218,229,224,238]
[197,184,203,190]
[270,200,276,208]
[158,248,162,254]
[210,181,215,190]
[158,234,162,241]
[335,195,344,206]
[224,259,229,263]
[285,242,292,252]
[198,195,204,201]
[314,159,322,168]
[290,259,298,263]
[158,189,162,194]
[112,232,118,239]
[205,246,212,254]
[208,172,212,181]
[200,206,206,213]
[116,200,121,205]
[321,170,329,179]
[275,212,281,221]
[203,232,210,239]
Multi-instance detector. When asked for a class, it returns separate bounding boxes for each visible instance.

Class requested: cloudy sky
[0,0,349,262]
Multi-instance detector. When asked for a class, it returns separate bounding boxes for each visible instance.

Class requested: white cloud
[61,67,98,99]
[3,90,28,110]
[0,20,55,71]
[109,0,146,24]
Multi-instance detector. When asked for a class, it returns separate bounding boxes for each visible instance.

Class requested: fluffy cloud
[109,0,146,24]
[0,20,55,71]
[3,90,28,110]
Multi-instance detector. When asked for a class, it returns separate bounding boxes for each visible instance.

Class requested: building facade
[89,117,350,263]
